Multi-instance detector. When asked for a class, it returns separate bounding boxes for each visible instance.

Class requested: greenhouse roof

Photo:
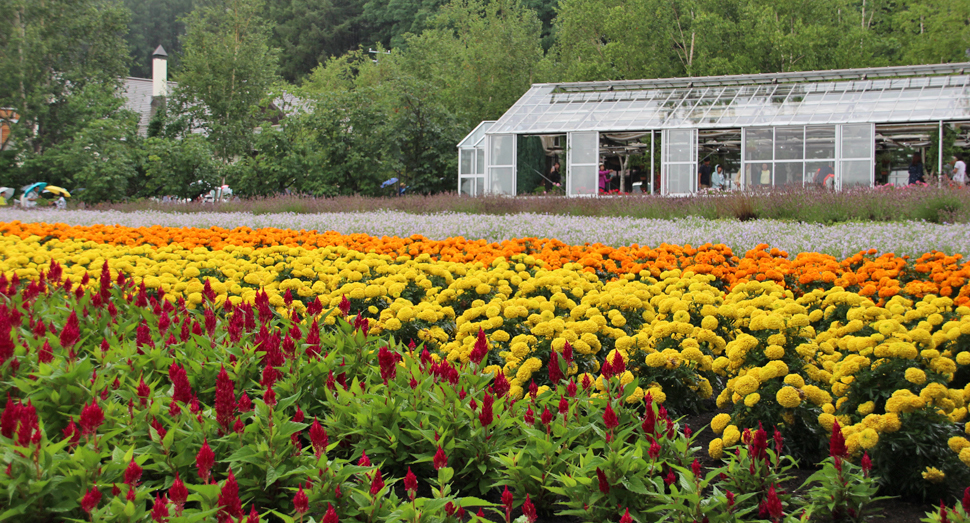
[490,63,970,135]
[458,121,494,148]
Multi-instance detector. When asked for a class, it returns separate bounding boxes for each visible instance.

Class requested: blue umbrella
[380,177,399,189]
[21,182,47,197]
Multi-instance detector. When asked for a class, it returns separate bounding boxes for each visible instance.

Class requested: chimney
[152,45,168,97]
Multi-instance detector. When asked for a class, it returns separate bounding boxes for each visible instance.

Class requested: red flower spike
[233,417,245,435]
[492,371,510,397]
[59,311,80,348]
[764,484,783,520]
[829,420,848,458]
[247,505,261,523]
[217,468,243,523]
[528,380,538,401]
[566,380,577,398]
[338,295,351,316]
[169,363,192,404]
[469,328,488,365]
[38,340,53,363]
[524,405,535,426]
[358,451,371,467]
[861,452,872,478]
[540,406,553,426]
[136,377,151,407]
[502,486,514,522]
[522,494,537,523]
[126,488,136,502]
[548,350,563,384]
[479,393,494,427]
[664,468,676,486]
[237,392,252,412]
[124,459,143,487]
[293,483,309,515]
[170,472,188,515]
[726,490,735,507]
[562,341,573,365]
[322,503,339,523]
[81,487,102,513]
[151,493,170,523]
[310,418,328,459]
[648,439,661,459]
[619,508,632,523]
[596,467,610,493]
[378,346,397,383]
[691,458,702,477]
[558,396,569,416]
[197,439,215,483]
[404,467,418,498]
[293,406,305,424]
[214,366,237,433]
[433,446,448,470]
[369,468,385,496]
[603,403,619,430]
[62,417,80,447]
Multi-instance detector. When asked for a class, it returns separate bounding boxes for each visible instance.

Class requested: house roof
[122,77,176,134]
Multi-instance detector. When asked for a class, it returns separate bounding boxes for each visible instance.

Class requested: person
[908,153,925,185]
[710,164,726,190]
[546,162,561,190]
[56,196,66,209]
[698,158,712,189]
[598,164,612,193]
[952,154,967,186]
[760,163,771,186]
[813,165,835,187]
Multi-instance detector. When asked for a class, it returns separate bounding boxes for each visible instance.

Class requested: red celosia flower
[522,494,537,523]
[170,472,188,515]
[233,417,245,435]
[38,340,53,364]
[136,320,154,350]
[305,321,321,358]
[237,392,252,412]
[59,311,80,348]
[558,396,569,416]
[151,417,167,440]
[217,468,243,523]
[469,328,488,365]
[79,400,104,436]
[726,490,735,507]
[691,458,702,477]
[158,310,171,334]
[649,439,661,459]
[528,380,538,400]
[215,366,237,433]
[169,363,192,404]
[151,493,170,523]
[540,406,553,427]
[136,377,151,407]
[603,403,619,430]
[127,487,136,501]
[310,418,328,459]
[81,487,102,513]
[204,308,217,336]
[619,508,632,523]
[62,417,80,447]
[562,341,573,365]
[358,451,371,467]
[751,423,768,461]
[610,352,626,375]
[829,420,847,458]
[479,393,494,427]
[338,295,351,316]
[322,503,339,523]
[524,405,535,426]
[369,468,385,496]
[197,438,215,483]
[492,371,510,397]
[941,503,950,523]
[293,406,305,424]
[548,350,563,384]
[761,484,783,521]
[378,346,397,383]
[293,483,309,515]
[404,467,418,499]
[0,396,18,438]
[861,452,872,478]
[664,468,676,486]
[596,467,609,493]
[502,486,513,520]
[433,446,448,470]
[124,459,143,487]
[263,387,276,408]
[247,505,260,523]
[566,380,577,398]
[963,487,970,515]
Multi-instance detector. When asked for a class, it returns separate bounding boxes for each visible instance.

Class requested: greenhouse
[461,62,970,196]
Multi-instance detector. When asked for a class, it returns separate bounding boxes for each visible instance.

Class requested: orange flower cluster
[1,221,966,305]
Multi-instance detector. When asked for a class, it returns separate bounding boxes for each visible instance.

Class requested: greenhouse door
[662,129,697,195]
[486,134,516,195]
[566,131,598,196]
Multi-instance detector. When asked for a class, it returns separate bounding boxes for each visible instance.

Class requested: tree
[175,0,279,163]
[264,0,366,83]
[123,0,194,78]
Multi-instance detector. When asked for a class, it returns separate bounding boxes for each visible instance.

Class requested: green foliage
[123,0,194,78]
[264,0,365,83]
[802,456,886,522]
[175,0,280,163]
[138,134,223,200]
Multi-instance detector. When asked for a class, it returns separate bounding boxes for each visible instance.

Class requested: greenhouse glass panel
[459,178,474,196]
[806,126,836,159]
[744,128,773,161]
[460,149,473,175]
[841,160,871,188]
[774,127,804,160]
[841,124,873,159]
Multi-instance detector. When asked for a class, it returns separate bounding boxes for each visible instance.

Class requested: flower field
[2,219,970,522]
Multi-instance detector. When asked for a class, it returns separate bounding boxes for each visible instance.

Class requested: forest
[0,0,968,202]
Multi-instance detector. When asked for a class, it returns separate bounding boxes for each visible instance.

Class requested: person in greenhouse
[952,154,966,186]
[760,163,771,186]
[710,164,726,190]
[908,152,925,185]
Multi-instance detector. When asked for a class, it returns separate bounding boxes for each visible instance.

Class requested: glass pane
[476,148,484,175]
[774,127,804,160]
[489,167,515,195]
[805,161,836,187]
[475,177,484,196]
[744,162,773,189]
[666,164,694,194]
[773,161,803,186]
[665,130,694,162]
[459,177,474,196]
[841,160,871,188]
[744,128,772,161]
[806,126,835,159]
[460,149,472,175]
[490,135,514,166]
[570,132,598,165]
[841,124,872,159]
[568,164,598,196]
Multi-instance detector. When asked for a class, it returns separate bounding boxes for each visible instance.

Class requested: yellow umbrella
[43,185,71,197]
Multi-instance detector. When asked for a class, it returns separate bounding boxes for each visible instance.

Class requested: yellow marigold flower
[734,375,759,396]
[961,448,970,468]
[701,316,718,330]
[857,401,875,415]
[723,425,741,447]
[384,318,403,331]
[711,413,732,435]
[620,371,634,387]
[776,387,802,409]
[950,437,970,454]
[625,387,644,404]
[922,467,946,483]
[783,374,805,388]
[647,387,667,404]
[709,438,724,460]
[744,393,761,407]
[957,352,970,366]
[858,428,879,449]
[921,383,948,401]
[905,367,927,385]
[818,413,836,431]
[880,413,902,433]
[764,345,785,360]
